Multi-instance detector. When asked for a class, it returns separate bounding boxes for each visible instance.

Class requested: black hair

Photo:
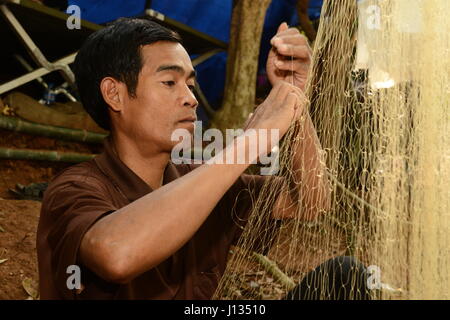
[73,18,182,130]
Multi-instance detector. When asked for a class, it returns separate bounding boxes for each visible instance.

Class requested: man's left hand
[266,22,312,92]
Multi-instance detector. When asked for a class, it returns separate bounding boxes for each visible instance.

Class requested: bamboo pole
[0,115,107,144]
[252,252,297,291]
[4,92,108,134]
[0,147,95,163]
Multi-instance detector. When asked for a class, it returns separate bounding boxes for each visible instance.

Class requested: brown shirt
[37,138,281,300]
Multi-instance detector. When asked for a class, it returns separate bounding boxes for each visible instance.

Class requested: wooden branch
[0,147,96,162]
[4,92,108,134]
[252,252,297,291]
[0,115,107,144]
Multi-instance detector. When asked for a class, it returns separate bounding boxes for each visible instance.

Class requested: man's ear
[100,77,127,112]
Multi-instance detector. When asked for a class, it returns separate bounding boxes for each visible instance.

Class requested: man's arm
[81,138,250,284]
[272,111,331,221]
[267,23,330,220]
[79,82,303,284]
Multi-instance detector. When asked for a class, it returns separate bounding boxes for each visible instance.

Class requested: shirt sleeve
[41,177,118,299]
[226,173,285,255]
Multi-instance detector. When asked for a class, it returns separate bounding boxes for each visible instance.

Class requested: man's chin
[176,120,196,132]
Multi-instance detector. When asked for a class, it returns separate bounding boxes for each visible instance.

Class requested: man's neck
[111,134,170,190]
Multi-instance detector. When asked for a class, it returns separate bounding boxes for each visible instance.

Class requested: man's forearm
[291,112,331,219]
[80,133,255,284]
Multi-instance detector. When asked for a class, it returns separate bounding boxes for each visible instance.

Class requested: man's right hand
[244,81,307,149]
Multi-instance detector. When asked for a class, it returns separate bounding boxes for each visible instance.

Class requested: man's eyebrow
[156,65,196,79]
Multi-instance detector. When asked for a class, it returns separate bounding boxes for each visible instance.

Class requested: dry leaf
[0,258,8,264]
[22,277,39,299]
[0,225,5,232]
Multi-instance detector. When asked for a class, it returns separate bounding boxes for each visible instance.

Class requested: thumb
[270,22,289,46]
[277,22,289,34]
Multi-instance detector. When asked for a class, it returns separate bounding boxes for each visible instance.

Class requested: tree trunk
[296,0,317,42]
[211,0,272,131]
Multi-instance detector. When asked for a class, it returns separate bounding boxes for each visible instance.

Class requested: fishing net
[214,0,449,300]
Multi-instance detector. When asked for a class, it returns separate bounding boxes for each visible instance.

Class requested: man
[37,18,367,300]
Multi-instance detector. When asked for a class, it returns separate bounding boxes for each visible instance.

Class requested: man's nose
[182,85,198,109]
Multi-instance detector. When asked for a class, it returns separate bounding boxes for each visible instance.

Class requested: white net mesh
[214,0,449,300]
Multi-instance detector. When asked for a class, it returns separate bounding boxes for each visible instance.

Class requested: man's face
[115,41,198,153]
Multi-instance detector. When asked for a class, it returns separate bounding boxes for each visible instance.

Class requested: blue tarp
[309,0,324,20]
[151,0,231,121]
[68,0,146,24]
[68,0,323,121]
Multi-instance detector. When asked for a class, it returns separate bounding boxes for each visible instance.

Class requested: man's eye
[188,85,196,92]
[162,81,175,86]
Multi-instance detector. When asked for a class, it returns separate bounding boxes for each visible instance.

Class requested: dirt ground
[0,199,41,299]
[0,128,101,300]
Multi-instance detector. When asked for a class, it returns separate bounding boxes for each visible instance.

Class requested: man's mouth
[178,116,197,123]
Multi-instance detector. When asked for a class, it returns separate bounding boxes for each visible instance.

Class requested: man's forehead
[140,42,193,70]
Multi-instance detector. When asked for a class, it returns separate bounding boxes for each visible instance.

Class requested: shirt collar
[94,136,181,202]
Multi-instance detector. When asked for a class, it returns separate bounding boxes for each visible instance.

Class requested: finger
[281,82,306,103]
[276,82,294,100]
[276,83,305,108]
[273,26,300,38]
[270,28,301,45]
[271,28,301,40]
[270,28,303,42]
[287,89,307,121]
[293,93,308,122]
[275,44,312,59]
[266,80,284,101]
[276,22,289,34]
[290,84,307,102]
[293,88,307,115]
[283,91,300,113]
[271,23,290,49]
[292,97,306,124]
[271,34,308,47]
[274,58,310,73]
